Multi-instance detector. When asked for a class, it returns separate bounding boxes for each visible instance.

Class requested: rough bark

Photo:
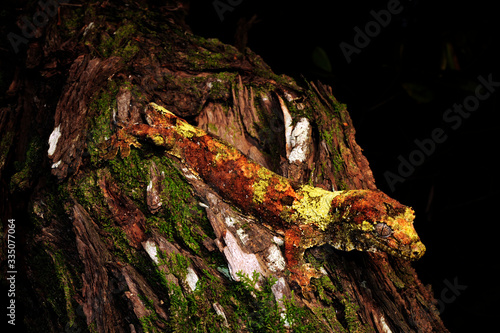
[1,1,448,332]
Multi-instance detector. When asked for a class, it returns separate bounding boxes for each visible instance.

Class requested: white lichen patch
[224,216,236,228]
[212,303,229,327]
[47,124,61,157]
[236,228,249,245]
[146,180,162,210]
[83,22,94,37]
[185,267,199,291]
[271,276,286,302]
[273,236,284,246]
[223,231,263,282]
[380,316,393,333]
[288,117,311,163]
[283,91,294,102]
[180,166,199,180]
[142,239,159,265]
[266,244,286,272]
[51,160,62,169]
[270,277,290,327]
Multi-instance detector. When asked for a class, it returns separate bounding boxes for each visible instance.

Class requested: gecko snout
[409,241,426,260]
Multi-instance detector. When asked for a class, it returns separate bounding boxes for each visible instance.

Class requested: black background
[187,0,499,332]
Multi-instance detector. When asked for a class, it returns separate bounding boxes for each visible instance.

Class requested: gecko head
[330,190,425,260]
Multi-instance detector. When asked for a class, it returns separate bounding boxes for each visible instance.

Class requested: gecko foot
[288,263,324,296]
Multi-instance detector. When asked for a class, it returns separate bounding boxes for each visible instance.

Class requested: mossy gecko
[105,102,426,289]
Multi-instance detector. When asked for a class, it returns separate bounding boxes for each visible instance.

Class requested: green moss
[282,292,324,332]
[207,123,218,133]
[27,245,83,331]
[138,294,164,332]
[236,272,287,332]
[98,22,140,62]
[150,156,212,254]
[139,314,158,333]
[73,170,108,221]
[139,263,323,332]
[9,136,43,192]
[87,82,119,166]
[108,149,149,207]
[341,295,371,333]
[158,252,191,281]
[93,147,212,256]
[73,170,139,265]
[165,281,194,331]
[61,6,85,38]
[209,72,237,100]
[73,169,147,267]
[50,249,78,326]
[154,267,222,331]
[103,222,135,260]
[185,45,237,71]
[233,272,322,332]
[88,322,98,333]
[74,178,164,299]
[29,248,66,318]
[316,119,348,191]
[313,275,336,305]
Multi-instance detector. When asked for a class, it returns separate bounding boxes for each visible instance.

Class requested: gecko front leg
[285,224,326,291]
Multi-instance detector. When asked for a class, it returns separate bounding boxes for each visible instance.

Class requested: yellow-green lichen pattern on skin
[149,103,205,138]
[213,139,240,162]
[150,133,166,146]
[175,119,206,139]
[291,185,341,230]
[361,221,373,232]
[402,207,420,241]
[253,167,273,204]
[150,102,174,115]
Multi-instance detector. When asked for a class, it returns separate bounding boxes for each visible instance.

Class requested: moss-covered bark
[0,1,447,332]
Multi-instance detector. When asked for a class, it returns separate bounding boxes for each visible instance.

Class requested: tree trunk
[1,1,448,332]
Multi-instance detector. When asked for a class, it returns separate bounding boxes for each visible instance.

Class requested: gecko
[105,102,426,289]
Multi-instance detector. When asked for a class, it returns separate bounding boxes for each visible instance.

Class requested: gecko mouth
[330,228,425,260]
[370,236,426,261]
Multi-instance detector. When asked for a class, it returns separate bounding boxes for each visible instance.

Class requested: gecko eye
[374,223,392,238]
